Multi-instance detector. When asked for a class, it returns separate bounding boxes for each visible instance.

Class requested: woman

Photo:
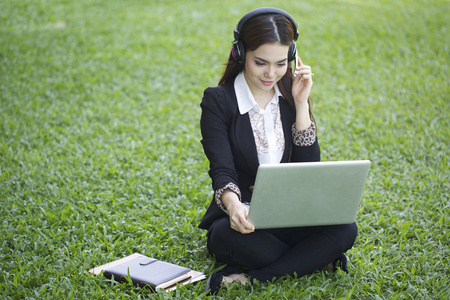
[199,7,357,294]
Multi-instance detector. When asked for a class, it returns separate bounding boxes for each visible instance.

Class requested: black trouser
[207,217,358,282]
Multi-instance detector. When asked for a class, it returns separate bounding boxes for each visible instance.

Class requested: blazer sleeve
[290,136,321,162]
[200,87,239,192]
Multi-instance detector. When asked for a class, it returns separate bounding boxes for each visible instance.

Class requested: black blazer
[198,78,321,230]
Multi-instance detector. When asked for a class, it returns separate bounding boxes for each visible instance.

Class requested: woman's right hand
[222,190,255,234]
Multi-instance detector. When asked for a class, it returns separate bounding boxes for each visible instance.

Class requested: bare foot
[223,273,248,286]
[322,263,335,271]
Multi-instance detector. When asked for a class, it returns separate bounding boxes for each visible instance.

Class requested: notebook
[89,253,206,291]
[246,160,371,229]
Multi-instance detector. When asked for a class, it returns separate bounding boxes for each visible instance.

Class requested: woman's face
[244,43,290,97]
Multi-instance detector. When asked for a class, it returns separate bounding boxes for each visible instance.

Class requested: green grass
[0,0,448,299]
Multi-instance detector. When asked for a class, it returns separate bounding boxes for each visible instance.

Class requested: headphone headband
[234,7,299,41]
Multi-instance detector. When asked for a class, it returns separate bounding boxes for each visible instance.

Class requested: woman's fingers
[294,69,313,83]
[292,57,314,104]
[229,206,255,234]
[240,218,255,233]
[294,63,314,85]
[232,217,254,234]
[295,64,312,75]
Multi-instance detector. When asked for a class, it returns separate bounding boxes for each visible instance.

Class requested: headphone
[232,7,299,64]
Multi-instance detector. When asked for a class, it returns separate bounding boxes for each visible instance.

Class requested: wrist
[295,102,311,130]
[295,101,309,109]
[222,190,241,211]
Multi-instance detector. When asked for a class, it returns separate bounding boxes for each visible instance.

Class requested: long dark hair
[219,13,314,122]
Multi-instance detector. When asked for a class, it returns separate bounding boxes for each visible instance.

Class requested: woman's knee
[207,218,235,263]
[347,223,358,240]
[340,222,358,251]
[207,218,289,269]
[208,218,233,250]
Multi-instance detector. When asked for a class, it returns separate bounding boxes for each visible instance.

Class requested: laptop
[246,160,371,229]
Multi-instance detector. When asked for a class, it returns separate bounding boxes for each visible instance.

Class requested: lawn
[0,0,448,299]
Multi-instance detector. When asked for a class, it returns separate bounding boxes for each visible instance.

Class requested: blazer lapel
[235,113,259,174]
[279,97,294,163]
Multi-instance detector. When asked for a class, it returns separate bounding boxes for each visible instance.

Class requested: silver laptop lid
[247,160,371,229]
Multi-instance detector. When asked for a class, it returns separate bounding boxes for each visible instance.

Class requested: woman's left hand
[292,56,313,106]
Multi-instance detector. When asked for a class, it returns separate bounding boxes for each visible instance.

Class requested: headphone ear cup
[288,42,297,62]
[233,40,245,64]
